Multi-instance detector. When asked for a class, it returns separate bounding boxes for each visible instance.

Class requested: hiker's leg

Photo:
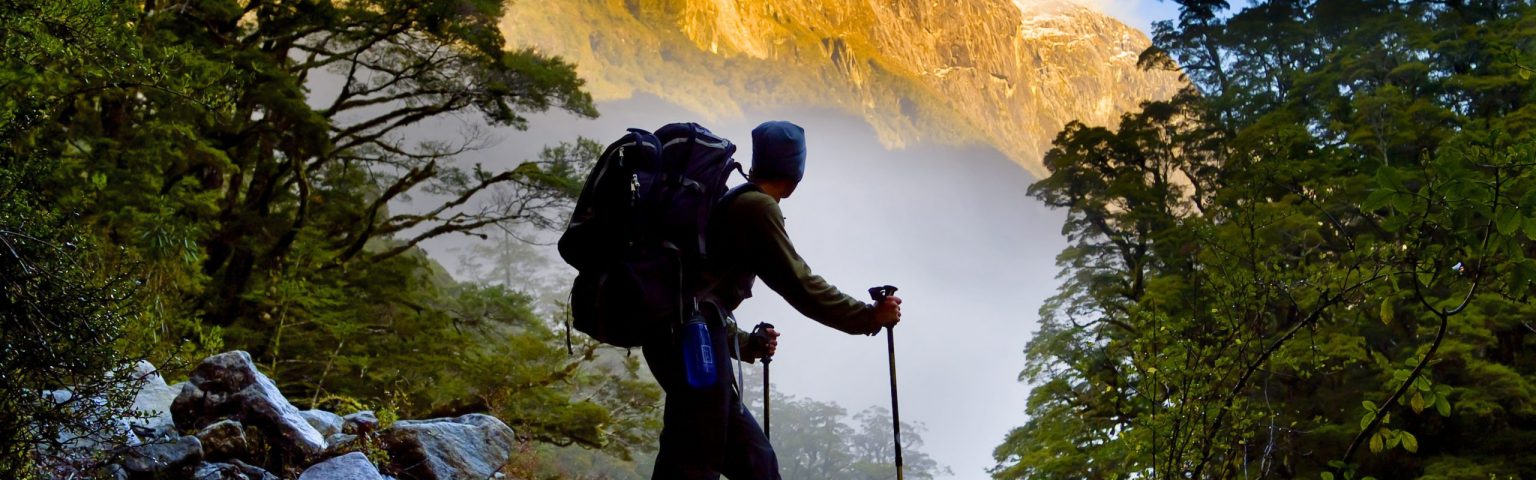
[644,319,737,480]
[652,399,725,480]
[719,400,781,480]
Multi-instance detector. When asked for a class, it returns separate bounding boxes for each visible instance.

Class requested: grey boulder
[172,351,327,463]
[231,459,282,480]
[127,360,178,430]
[301,409,345,437]
[299,452,384,480]
[188,460,280,480]
[190,462,246,480]
[381,414,515,480]
[121,434,203,475]
[342,411,379,436]
[325,433,359,457]
[196,419,249,461]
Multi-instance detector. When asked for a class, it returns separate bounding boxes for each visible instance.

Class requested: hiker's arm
[734,195,880,335]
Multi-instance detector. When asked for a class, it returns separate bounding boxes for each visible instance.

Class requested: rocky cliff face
[501,0,1182,177]
[497,0,1179,176]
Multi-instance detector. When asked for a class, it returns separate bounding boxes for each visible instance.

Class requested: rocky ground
[43,351,518,480]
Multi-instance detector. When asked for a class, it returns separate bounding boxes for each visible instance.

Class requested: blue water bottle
[682,307,716,389]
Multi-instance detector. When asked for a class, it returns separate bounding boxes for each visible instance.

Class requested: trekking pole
[868,285,904,480]
[752,322,775,440]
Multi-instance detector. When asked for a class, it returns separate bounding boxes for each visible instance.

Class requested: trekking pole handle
[752,322,775,441]
[869,285,899,335]
[751,322,776,363]
[868,285,898,305]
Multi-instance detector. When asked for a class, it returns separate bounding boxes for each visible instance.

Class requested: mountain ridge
[500,0,1182,177]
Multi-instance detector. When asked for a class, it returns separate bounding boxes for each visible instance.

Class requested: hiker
[642,120,904,480]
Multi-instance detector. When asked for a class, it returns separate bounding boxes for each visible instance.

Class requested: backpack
[558,123,741,347]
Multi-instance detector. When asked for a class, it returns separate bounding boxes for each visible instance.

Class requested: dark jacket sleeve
[729,192,879,335]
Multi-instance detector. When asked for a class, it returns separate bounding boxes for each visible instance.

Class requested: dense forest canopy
[993,0,1536,479]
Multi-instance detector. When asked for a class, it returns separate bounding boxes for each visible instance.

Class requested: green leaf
[1362,189,1395,211]
[1411,392,1425,413]
[1375,166,1403,189]
[1370,432,1384,453]
[1497,207,1521,236]
[1360,411,1377,431]
[1524,215,1536,241]
[1387,432,1401,449]
[1322,473,1335,480]
[1415,376,1431,392]
[1362,400,1377,411]
[1401,431,1419,453]
[1391,192,1416,213]
[1379,298,1393,325]
[1416,270,1434,287]
[1435,396,1452,417]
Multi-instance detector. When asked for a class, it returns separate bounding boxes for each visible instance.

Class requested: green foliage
[1,0,152,476]
[0,155,142,480]
[4,0,659,467]
[996,1,1536,478]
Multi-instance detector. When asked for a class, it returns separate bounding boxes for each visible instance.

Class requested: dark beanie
[750,121,806,183]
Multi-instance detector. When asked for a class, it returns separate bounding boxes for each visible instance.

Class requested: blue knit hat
[750,121,806,183]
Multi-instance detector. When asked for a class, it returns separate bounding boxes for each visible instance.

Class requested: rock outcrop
[300,410,344,438]
[501,0,1183,177]
[129,360,179,430]
[342,411,379,436]
[41,351,523,480]
[172,351,328,465]
[381,414,517,480]
[196,419,249,461]
[121,434,203,475]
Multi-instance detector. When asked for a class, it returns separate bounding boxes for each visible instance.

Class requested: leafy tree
[995,1,1536,479]
[5,0,661,463]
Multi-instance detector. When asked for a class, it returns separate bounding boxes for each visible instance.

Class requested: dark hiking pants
[642,308,781,480]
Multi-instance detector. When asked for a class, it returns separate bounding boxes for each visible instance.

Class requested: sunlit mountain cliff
[500,0,1182,177]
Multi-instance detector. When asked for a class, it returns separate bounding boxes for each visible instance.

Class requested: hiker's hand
[760,327,779,357]
[749,327,779,359]
[874,296,902,329]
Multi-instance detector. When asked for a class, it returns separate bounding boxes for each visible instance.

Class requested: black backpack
[558,123,740,347]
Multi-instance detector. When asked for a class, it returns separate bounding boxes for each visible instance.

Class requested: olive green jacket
[706,184,880,362]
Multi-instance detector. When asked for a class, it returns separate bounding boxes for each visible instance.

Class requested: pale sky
[1028,0,1181,35]
[394,2,1184,478]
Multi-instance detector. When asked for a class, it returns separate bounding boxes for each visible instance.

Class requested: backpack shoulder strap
[719,182,762,210]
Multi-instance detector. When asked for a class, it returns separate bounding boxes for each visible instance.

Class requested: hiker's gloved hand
[874,295,902,329]
[748,327,779,359]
